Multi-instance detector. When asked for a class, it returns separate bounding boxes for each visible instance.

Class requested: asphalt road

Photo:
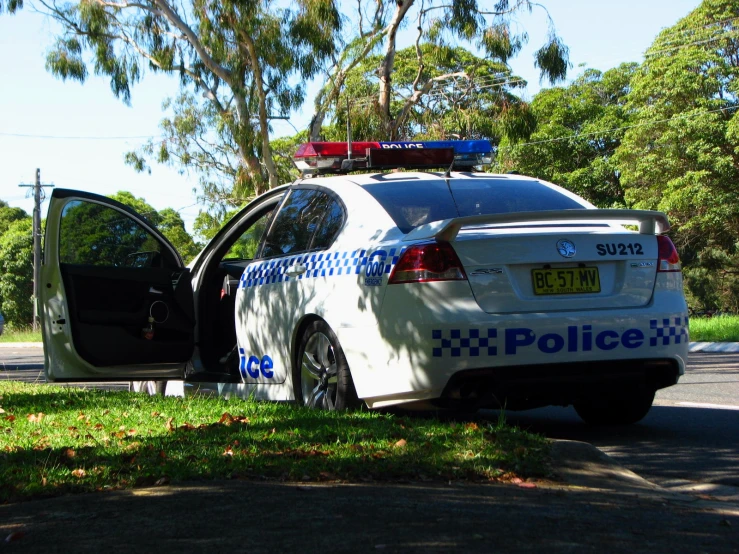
[490,352,739,491]
[2,345,738,492]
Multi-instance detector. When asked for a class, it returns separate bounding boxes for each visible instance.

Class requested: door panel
[60,265,194,366]
[42,189,194,381]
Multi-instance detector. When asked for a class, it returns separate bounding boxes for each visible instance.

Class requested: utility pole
[19,169,54,331]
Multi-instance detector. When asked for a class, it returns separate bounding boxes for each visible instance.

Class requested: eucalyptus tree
[499,63,638,208]
[310,0,569,141]
[2,0,340,197]
[321,44,535,144]
[615,0,739,310]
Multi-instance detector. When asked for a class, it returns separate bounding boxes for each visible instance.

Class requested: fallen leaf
[71,469,86,478]
[158,450,167,459]
[393,439,407,448]
[151,411,160,417]
[77,413,86,421]
[510,477,523,484]
[4,415,15,422]
[223,446,234,457]
[94,423,104,430]
[27,413,44,423]
[62,448,76,459]
[0,407,5,414]
[165,417,175,432]
[465,422,480,431]
[518,482,537,489]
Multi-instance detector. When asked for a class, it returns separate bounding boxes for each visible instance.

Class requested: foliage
[28,0,341,198]
[0,201,29,235]
[322,45,535,145]
[498,64,638,208]
[0,218,33,327]
[615,0,739,311]
[0,381,550,503]
[311,0,569,141]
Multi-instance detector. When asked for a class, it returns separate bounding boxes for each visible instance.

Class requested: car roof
[299,171,542,188]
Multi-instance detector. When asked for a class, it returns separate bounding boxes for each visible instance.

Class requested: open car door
[41,189,195,382]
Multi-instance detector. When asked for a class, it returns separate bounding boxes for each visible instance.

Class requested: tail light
[657,235,681,272]
[389,242,467,284]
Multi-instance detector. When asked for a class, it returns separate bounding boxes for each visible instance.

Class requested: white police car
[40,140,689,424]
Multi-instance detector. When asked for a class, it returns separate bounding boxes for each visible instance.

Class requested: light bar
[293,140,493,174]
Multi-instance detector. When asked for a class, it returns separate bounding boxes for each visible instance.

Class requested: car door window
[59,200,177,268]
[310,197,344,250]
[260,189,331,258]
[221,210,273,260]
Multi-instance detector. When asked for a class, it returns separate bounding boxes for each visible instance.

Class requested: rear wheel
[574,389,655,425]
[294,321,359,410]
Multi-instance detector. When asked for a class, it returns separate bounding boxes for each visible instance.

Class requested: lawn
[3,316,739,343]
[0,327,41,343]
[688,315,739,342]
[0,382,550,503]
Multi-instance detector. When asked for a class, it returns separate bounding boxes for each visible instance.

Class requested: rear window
[362,177,586,233]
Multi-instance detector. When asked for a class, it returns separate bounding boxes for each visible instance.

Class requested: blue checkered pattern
[649,317,689,346]
[432,328,498,358]
[239,248,404,289]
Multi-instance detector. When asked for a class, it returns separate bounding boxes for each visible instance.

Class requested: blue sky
[0,0,701,235]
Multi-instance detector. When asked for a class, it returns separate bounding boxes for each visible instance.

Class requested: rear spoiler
[403,209,670,242]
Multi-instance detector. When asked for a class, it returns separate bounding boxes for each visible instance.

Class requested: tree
[7,0,340,197]
[499,63,638,208]
[0,200,29,235]
[310,0,569,141]
[322,45,535,145]
[0,218,33,328]
[615,0,739,311]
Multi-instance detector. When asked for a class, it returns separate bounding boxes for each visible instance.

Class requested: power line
[0,131,159,140]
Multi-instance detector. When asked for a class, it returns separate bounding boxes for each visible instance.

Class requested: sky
[0,0,702,235]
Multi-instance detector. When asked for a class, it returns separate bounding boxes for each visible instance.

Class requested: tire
[574,388,655,425]
[294,320,359,410]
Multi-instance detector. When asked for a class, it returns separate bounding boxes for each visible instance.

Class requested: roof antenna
[346,96,352,161]
[444,157,454,178]
[340,96,358,172]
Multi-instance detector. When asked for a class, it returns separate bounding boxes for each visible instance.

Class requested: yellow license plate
[532,267,601,295]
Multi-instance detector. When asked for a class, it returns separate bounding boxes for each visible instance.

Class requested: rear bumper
[437,358,680,411]
[336,281,688,409]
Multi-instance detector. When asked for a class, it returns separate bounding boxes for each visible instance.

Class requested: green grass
[689,315,739,342]
[1,315,737,345]
[0,327,42,343]
[0,382,550,503]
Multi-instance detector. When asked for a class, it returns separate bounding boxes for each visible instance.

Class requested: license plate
[532,267,601,295]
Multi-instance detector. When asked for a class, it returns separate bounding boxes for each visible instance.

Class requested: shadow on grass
[0,387,549,503]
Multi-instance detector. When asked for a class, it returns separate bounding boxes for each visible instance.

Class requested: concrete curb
[689,341,739,353]
[550,439,661,493]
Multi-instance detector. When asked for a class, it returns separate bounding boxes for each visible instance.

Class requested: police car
[40,140,689,424]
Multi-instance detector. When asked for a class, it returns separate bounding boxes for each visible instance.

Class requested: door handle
[285,264,308,277]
